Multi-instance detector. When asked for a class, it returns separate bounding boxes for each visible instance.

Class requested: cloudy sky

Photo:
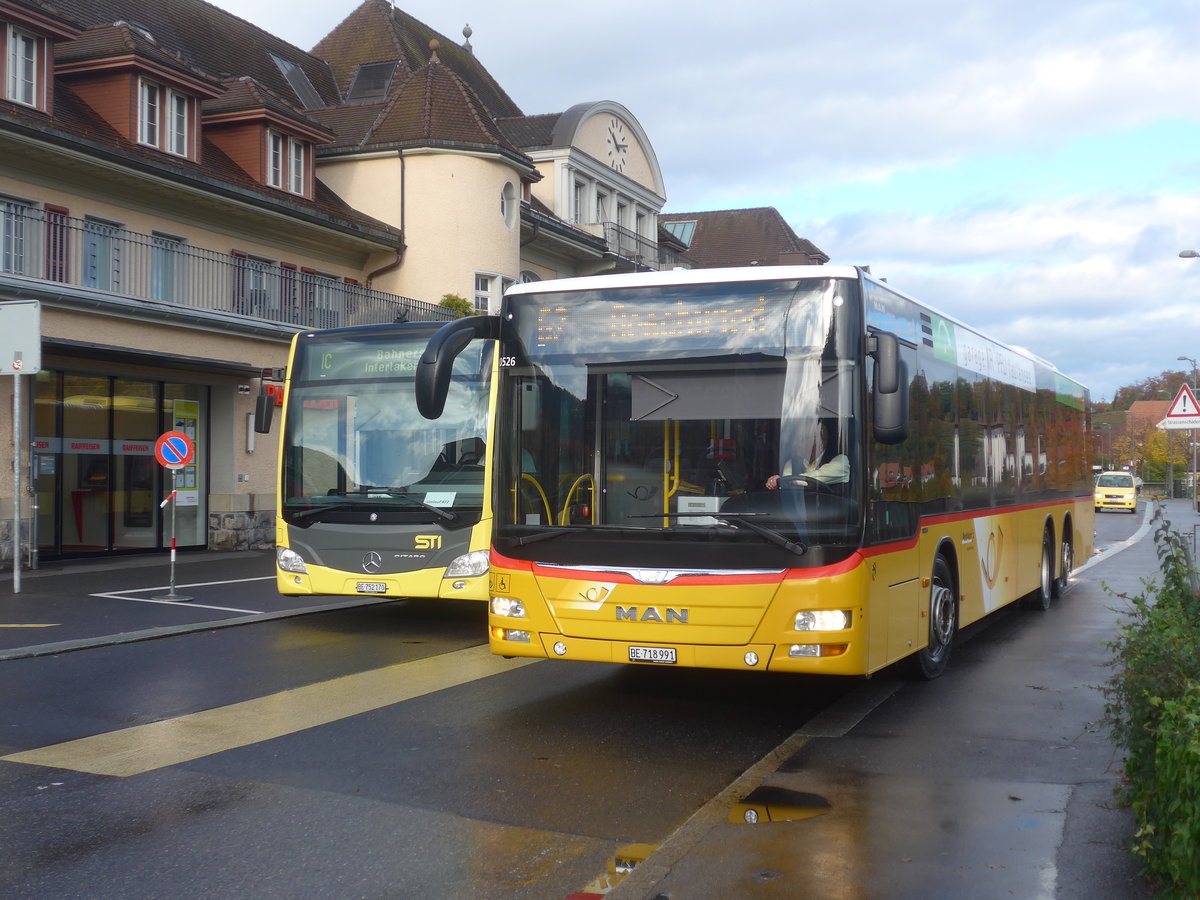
[210,0,1200,402]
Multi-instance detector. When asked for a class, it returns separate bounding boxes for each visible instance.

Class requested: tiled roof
[1127,400,1169,426]
[55,22,223,92]
[496,113,559,150]
[658,207,828,268]
[205,77,334,140]
[316,50,530,164]
[311,0,522,120]
[46,0,342,109]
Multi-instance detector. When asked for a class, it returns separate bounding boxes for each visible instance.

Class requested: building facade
[0,0,821,566]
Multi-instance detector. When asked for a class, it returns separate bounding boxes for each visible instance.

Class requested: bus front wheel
[914,555,957,679]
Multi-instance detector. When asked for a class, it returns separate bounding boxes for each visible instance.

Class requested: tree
[439,293,474,318]
[1106,369,1190,412]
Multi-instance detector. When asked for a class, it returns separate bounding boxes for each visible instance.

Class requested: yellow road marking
[2,645,538,777]
[0,624,59,628]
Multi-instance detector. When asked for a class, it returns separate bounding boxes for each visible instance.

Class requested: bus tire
[914,555,957,679]
[1022,528,1054,611]
[1051,526,1072,598]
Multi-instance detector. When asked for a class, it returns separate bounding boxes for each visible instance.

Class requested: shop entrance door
[33,371,208,559]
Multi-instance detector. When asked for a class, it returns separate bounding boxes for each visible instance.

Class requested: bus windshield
[282,326,491,527]
[498,277,861,564]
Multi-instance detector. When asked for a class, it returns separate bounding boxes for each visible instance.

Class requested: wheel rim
[930,579,955,654]
[1041,538,1053,599]
[1061,540,1072,587]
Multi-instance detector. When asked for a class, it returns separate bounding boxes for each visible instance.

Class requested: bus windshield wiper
[510,524,652,546]
[286,502,360,524]
[632,511,807,557]
[713,512,807,556]
[512,526,573,546]
[289,492,457,524]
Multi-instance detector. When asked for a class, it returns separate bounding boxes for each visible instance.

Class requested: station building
[0,0,820,565]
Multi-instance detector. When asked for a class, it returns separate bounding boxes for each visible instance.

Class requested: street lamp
[1179,355,1198,509]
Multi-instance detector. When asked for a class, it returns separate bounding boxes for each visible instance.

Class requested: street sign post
[1163,384,1200,511]
[153,431,196,601]
[1162,384,1200,430]
[0,300,41,594]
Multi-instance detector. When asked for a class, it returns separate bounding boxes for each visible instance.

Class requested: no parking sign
[154,430,195,470]
[153,430,195,602]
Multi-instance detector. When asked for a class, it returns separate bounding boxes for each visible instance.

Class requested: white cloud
[801,192,1200,398]
[205,0,1200,401]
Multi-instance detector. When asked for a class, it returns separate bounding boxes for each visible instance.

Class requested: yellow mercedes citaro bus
[415,267,1094,678]
[274,322,495,601]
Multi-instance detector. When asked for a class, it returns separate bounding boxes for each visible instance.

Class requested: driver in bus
[765,419,849,489]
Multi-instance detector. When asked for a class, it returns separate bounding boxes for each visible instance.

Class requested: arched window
[501,182,518,230]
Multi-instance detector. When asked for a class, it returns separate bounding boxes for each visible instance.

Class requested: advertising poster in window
[172,399,200,506]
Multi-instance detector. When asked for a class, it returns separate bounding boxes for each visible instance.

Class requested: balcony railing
[600,221,690,271]
[0,204,454,327]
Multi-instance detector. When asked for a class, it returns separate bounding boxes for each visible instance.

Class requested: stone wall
[208,510,275,551]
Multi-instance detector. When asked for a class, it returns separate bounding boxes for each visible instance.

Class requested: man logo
[616,606,689,624]
[362,551,382,574]
[415,535,442,550]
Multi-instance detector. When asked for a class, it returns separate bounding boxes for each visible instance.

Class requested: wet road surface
[0,503,1154,898]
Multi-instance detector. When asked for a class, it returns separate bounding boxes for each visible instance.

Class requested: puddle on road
[569,787,831,895]
[727,785,832,824]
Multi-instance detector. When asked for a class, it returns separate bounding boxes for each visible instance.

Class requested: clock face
[606,117,628,172]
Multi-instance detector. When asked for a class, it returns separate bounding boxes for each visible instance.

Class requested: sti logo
[415,535,442,550]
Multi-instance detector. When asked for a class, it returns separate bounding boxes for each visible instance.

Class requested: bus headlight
[445,550,489,578]
[277,547,308,574]
[794,610,852,631]
[491,596,525,618]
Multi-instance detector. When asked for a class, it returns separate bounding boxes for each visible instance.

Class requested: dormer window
[5,26,42,109]
[139,78,191,157]
[268,130,308,196]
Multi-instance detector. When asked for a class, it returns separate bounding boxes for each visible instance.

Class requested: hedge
[1105,508,1200,896]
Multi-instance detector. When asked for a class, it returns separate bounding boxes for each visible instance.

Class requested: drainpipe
[366,150,406,288]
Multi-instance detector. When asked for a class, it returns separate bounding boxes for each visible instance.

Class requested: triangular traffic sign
[1168,384,1200,419]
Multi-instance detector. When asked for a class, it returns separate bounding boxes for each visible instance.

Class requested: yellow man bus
[274,322,494,601]
[416,266,1093,677]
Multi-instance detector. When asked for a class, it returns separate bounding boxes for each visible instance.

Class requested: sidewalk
[607,500,1186,900]
[0,549,394,660]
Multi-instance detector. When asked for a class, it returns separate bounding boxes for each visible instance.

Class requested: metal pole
[12,370,20,593]
[152,469,190,602]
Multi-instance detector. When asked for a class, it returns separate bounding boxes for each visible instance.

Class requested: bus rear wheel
[914,555,957,679]
[1051,530,1072,598]
[1022,529,1054,611]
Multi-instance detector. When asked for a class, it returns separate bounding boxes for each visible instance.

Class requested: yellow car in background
[1094,471,1138,513]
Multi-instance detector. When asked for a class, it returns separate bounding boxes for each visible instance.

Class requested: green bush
[439,293,474,318]
[1131,685,1200,894]
[1105,507,1200,894]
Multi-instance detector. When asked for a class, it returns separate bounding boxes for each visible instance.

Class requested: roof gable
[312,0,521,120]
[315,41,530,167]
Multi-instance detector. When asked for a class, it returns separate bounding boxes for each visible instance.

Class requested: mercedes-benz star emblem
[362,551,382,574]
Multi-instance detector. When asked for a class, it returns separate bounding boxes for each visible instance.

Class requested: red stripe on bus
[492,496,1084,584]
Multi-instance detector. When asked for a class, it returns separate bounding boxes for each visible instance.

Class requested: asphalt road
[0,504,1152,899]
